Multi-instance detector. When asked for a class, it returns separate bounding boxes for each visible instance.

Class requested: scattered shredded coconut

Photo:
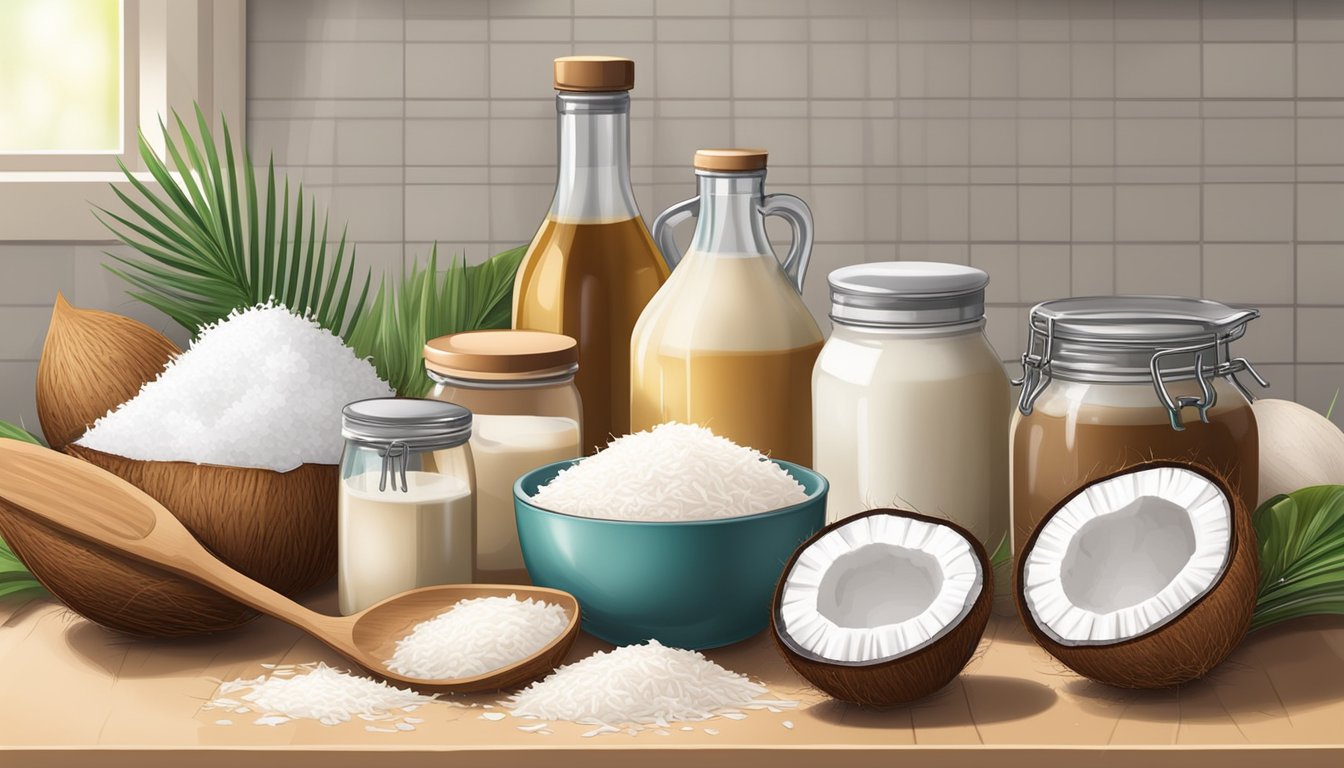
[205,662,431,727]
[386,595,569,680]
[508,639,775,726]
[77,304,393,471]
[530,422,808,521]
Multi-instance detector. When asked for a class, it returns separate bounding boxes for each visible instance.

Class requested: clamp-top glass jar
[1010,296,1266,555]
[338,398,476,614]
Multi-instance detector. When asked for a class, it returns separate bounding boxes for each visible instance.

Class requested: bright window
[0,0,124,154]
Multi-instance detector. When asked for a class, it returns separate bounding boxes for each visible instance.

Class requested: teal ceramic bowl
[514,459,828,650]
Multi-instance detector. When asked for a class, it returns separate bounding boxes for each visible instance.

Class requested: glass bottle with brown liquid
[1010,296,1267,556]
[513,57,670,451]
[630,149,824,466]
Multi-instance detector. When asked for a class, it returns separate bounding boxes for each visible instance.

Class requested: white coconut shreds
[507,639,790,726]
[386,595,570,680]
[76,303,393,472]
[204,663,431,728]
[529,422,808,521]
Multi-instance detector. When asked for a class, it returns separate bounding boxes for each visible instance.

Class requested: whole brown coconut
[772,509,993,707]
[36,295,181,451]
[1014,461,1258,689]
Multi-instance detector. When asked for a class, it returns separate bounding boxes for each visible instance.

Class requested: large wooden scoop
[0,439,579,693]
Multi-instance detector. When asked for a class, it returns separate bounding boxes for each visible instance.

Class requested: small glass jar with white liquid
[812,262,1010,547]
[424,330,583,584]
[338,398,476,615]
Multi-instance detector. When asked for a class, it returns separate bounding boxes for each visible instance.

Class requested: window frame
[0,0,245,240]
[0,0,138,171]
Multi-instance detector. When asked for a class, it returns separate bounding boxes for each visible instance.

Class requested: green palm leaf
[1252,486,1344,630]
[347,245,528,397]
[101,105,369,339]
[0,420,48,600]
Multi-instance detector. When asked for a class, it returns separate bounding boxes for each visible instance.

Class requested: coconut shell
[36,295,181,451]
[65,445,337,597]
[771,509,994,707]
[1013,461,1259,689]
[0,499,257,636]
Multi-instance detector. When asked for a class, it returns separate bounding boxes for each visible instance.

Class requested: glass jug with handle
[630,148,824,466]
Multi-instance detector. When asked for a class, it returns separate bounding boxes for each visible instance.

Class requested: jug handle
[651,196,699,271]
[760,193,813,295]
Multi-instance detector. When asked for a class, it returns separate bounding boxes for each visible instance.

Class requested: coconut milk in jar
[1011,296,1266,555]
[631,149,823,465]
[338,398,476,615]
[812,263,1010,546]
[423,330,583,584]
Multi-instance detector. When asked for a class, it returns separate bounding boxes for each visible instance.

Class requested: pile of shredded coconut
[507,639,789,727]
[529,422,808,521]
[386,595,570,680]
[77,304,393,471]
[204,663,431,729]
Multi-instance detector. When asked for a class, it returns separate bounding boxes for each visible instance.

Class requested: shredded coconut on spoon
[386,595,570,680]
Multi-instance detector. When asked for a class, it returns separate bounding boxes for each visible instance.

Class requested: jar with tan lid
[1011,296,1266,555]
[631,148,823,465]
[424,330,582,583]
[513,56,669,451]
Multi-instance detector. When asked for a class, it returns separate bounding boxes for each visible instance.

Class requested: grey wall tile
[1203,244,1295,304]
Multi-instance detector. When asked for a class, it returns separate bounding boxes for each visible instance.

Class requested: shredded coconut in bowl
[529,422,808,521]
[76,304,393,471]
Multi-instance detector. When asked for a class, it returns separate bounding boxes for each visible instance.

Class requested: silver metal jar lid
[341,397,472,451]
[1015,295,1267,430]
[828,262,988,327]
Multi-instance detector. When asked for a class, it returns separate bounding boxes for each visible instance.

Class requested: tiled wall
[3,0,1344,429]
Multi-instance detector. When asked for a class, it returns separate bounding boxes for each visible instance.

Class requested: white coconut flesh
[779,514,984,665]
[1022,465,1233,647]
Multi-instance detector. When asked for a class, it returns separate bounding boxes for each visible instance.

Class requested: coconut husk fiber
[36,294,181,451]
[1013,461,1259,689]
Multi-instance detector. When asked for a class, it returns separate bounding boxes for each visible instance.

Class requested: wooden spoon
[0,439,580,693]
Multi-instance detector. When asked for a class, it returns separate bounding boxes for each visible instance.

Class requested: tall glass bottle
[513,56,669,452]
[631,149,824,466]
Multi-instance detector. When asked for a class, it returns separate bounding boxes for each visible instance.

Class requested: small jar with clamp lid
[1011,296,1265,555]
[338,398,476,615]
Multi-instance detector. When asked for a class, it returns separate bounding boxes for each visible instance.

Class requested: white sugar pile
[386,595,570,680]
[77,304,393,472]
[530,422,808,521]
[206,663,431,727]
[508,639,770,725]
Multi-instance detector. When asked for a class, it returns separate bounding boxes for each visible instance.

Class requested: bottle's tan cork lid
[553,56,635,92]
[693,148,769,172]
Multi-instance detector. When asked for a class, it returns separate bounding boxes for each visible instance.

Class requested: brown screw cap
[424,329,579,381]
[693,148,769,172]
[554,56,634,92]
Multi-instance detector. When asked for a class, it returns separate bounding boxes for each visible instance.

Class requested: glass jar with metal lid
[423,330,582,584]
[812,262,1010,546]
[338,398,476,615]
[1010,296,1266,555]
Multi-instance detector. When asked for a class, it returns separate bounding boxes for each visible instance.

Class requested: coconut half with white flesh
[1015,462,1258,689]
[771,509,992,707]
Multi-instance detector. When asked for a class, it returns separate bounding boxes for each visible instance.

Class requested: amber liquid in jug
[631,149,823,466]
[513,57,669,450]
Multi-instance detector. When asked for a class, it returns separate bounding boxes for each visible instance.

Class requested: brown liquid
[513,217,669,451]
[631,342,822,466]
[1011,396,1258,556]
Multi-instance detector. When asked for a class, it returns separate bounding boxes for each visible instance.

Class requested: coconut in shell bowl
[18,301,393,637]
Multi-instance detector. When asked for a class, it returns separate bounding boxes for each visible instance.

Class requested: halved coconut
[771,509,992,706]
[1015,462,1258,689]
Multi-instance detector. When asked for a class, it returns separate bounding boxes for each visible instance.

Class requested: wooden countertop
[0,588,1340,768]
